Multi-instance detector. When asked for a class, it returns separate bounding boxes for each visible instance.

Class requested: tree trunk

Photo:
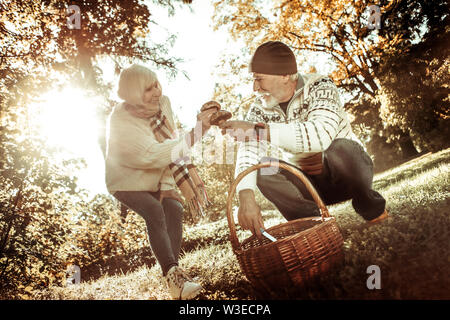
[398,131,419,159]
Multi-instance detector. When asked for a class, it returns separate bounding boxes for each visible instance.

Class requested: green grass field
[35,148,450,300]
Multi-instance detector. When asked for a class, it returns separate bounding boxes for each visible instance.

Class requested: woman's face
[142,81,162,106]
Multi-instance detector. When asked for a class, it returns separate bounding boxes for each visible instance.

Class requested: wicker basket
[226,161,344,291]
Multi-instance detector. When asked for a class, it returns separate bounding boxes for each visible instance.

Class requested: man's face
[252,73,286,104]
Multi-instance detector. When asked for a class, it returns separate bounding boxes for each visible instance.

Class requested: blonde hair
[117,64,158,106]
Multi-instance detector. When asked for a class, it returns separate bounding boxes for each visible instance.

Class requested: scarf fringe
[199,186,211,207]
[187,185,211,222]
[188,198,203,222]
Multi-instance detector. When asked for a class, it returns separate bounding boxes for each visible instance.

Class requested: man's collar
[296,74,305,91]
[285,74,304,102]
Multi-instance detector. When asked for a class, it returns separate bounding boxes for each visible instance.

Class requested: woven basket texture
[227,161,344,290]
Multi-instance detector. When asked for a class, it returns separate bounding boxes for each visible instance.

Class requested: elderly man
[220,41,388,238]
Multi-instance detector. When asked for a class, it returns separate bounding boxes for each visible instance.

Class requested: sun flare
[31,87,101,152]
[29,87,108,194]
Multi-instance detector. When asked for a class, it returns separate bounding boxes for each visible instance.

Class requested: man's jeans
[257,139,386,221]
[113,190,183,276]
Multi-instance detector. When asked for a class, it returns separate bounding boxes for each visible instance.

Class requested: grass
[34,148,450,300]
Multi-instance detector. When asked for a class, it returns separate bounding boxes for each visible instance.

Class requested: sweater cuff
[235,171,257,193]
[160,183,175,191]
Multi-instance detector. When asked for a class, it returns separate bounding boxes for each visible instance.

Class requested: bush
[0,130,80,298]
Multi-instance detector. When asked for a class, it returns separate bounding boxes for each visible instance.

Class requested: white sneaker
[165,266,202,300]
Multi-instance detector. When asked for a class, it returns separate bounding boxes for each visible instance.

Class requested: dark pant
[257,139,386,221]
[113,190,184,276]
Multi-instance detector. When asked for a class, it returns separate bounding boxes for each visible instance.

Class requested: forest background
[0,0,448,299]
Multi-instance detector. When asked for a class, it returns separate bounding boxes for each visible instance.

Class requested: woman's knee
[139,201,166,227]
[162,198,184,215]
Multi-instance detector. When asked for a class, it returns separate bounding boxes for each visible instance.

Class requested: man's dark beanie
[249,41,297,75]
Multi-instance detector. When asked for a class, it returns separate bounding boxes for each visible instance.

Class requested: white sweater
[235,73,363,193]
[105,96,189,194]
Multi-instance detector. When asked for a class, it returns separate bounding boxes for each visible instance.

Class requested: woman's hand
[185,100,221,148]
[159,189,183,204]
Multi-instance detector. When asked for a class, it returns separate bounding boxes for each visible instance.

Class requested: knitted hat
[249,41,297,75]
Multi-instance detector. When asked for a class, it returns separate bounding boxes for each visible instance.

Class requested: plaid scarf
[125,104,209,220]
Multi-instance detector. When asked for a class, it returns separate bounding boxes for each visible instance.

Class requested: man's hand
[219,120,256,142]
[159,189,183,204]
[238,189,265,238]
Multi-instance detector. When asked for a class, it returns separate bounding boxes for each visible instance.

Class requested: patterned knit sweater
[235,73,363,193]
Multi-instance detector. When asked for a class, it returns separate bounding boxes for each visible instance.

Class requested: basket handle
[226,161,330,251]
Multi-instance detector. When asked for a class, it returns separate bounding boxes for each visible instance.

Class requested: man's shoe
[368,209,389,224]
[165,266,202,300]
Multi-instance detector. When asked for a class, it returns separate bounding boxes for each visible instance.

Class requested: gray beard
[260,93,279,109]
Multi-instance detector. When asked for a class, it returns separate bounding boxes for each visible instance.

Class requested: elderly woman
[105,64,218,300]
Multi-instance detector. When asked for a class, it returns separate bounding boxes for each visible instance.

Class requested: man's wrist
[239,189,256,203]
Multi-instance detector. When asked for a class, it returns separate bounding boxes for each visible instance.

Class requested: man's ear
[281,74,290,84]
